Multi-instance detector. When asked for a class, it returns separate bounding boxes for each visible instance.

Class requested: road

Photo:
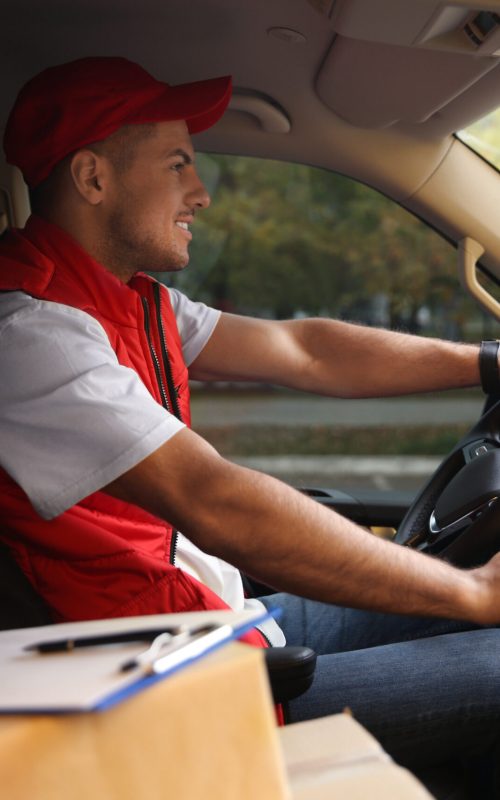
[190,391,484,494]
[190,393,483,428]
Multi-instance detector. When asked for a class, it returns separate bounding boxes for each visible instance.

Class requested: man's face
[101,120,210,276]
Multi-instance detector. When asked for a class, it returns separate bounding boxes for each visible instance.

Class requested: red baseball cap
[4,57,232,187]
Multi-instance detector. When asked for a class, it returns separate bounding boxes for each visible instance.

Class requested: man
[1,57,500,793]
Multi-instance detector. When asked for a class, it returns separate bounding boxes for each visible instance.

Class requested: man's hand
[468,553,500,625]
[105,426,500,626]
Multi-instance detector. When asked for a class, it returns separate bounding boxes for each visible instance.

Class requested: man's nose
[188,173,211,210]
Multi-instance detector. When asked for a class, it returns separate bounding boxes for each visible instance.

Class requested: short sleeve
[167,287,221,366]
[0,293,185,520]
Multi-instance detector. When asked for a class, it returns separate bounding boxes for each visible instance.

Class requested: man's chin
[148,254,190,274]
[161,264,188,274]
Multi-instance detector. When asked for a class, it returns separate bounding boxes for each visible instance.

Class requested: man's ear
[69,150,108,205]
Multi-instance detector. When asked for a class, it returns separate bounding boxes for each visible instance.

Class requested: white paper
[0,609,268,713]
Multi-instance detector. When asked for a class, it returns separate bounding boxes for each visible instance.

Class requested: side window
[162,155,494,496]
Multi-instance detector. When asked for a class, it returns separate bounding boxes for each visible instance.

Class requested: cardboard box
[0,643,289,800]
[0,637,436,800]
[279,713,435,799]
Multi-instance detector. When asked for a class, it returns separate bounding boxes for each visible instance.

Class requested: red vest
[0,216,266,648]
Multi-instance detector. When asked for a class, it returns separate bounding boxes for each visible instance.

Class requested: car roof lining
[2,0,500,284]
[2,1,500,142]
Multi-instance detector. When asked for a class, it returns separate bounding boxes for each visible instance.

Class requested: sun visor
[316,35,497,128]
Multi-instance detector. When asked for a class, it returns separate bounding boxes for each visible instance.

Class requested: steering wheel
[394,397,500,567]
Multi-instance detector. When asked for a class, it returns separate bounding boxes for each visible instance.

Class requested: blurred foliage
[161,154,499,340]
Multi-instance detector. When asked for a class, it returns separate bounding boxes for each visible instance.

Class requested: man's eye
[171,161,185,172]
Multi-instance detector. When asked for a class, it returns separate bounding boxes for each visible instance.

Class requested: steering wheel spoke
[395,398,500,566]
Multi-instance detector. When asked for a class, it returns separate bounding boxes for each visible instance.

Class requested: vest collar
[21,214,146,327]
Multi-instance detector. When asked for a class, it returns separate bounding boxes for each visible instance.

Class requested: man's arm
[190,313,480,397]
[105,427,500,626]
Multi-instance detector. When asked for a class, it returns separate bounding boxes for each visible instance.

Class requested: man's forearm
[288,318,480,398]
[178,458,483,622]
[106,428,495,626]
[190,313,482,398]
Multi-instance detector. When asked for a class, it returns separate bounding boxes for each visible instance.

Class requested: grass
[196,424,470,457]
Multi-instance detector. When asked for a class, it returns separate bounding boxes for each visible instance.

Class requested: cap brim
[135,75,232,134]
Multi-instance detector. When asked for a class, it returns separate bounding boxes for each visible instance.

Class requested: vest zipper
[142,289,180,566]
[141,297,170,413]
[152,282,183,421]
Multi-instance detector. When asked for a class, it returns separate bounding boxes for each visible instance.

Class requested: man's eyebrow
[165,148,194,165]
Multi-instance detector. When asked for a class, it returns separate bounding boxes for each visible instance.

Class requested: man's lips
[175,219,193,240]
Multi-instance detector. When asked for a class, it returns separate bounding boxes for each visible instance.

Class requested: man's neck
[33,208,135,284]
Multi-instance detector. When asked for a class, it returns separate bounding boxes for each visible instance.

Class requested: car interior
[2,0,500,744]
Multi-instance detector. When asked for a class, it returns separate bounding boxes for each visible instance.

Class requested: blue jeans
[260,593,500,796]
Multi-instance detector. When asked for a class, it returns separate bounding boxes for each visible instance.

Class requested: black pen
[24,626,185,653]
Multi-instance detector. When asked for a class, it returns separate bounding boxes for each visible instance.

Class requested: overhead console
[457,9,500,51]
[311,1,500,55]
[310,0,500,129]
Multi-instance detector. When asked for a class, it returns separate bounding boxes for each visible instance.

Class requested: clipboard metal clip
[119,623,233,676]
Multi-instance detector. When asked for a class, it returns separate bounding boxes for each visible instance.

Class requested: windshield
[457,107,500,169]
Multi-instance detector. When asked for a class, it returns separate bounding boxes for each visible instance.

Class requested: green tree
[163,154,496,340]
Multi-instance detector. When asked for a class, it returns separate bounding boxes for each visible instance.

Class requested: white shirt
[0,288,285,645]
